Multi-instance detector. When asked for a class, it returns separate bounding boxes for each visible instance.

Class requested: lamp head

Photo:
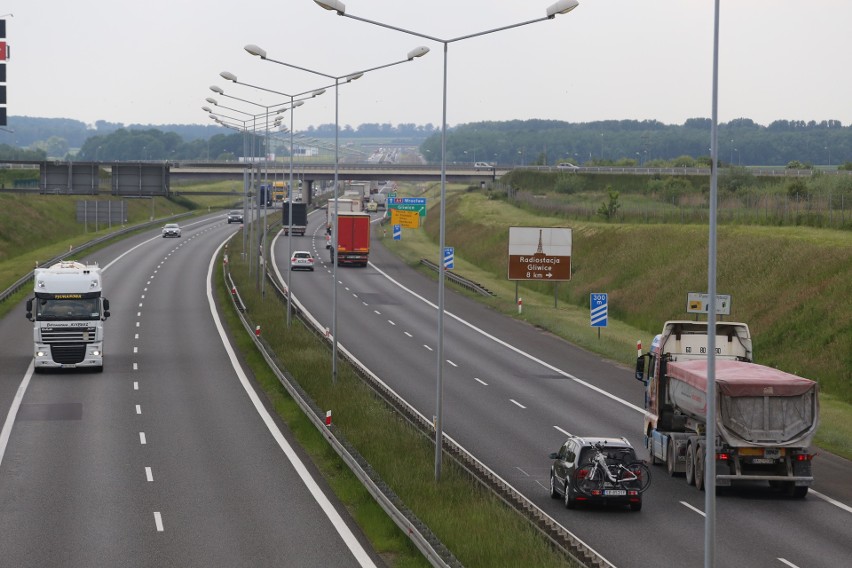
[205,97,217,105]
[201,106,213,113]
[312,88,326,97]
[546,0,579,18]
[209,85,224,94]
[314,0,345,15]
[344,72,363,83]
[244,44,267,59]
[407,46,430,60]
[220,71,237,82]
[293,101,305,108]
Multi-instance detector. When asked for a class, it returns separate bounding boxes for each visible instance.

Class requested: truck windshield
[36,298,101,321]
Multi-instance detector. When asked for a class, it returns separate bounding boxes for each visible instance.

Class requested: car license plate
[751,458,774,464]
[603,489,626,496]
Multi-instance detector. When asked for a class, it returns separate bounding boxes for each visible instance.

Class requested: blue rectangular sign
[443,247,454,270]
[590,293,608,327]
[388,197,426,205]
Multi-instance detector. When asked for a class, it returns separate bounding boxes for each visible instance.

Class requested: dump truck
[330,212,370,267]
[634,320,818,497]
[281,202,307,236]
[26,260,111,373]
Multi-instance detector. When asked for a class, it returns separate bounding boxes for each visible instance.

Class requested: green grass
[218,238,577,568]
[381,184,852,460]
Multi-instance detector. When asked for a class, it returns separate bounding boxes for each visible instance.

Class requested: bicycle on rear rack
[575,441,652,497]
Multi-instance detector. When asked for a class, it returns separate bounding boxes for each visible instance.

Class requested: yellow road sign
[391,209,420,228]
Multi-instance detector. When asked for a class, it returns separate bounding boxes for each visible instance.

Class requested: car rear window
[578,446,636,465]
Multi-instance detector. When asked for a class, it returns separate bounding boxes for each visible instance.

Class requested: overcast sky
[4,1,851,132]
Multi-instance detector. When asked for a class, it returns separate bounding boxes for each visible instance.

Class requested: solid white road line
[205,238,378,568]
[680,501,705,516]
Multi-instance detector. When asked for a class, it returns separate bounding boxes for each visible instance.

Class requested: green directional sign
[387,198,426,217]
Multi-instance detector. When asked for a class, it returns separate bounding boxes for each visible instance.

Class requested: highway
[0,214,380,567]
[270,206,852,568]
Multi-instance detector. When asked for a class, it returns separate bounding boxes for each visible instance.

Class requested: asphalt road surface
[270,207,852,568]
[0,213,381,568]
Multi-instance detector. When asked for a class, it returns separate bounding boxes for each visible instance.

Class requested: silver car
[162,223,181,238]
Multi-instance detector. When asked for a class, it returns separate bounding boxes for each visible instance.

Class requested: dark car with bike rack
[549,436,650,511]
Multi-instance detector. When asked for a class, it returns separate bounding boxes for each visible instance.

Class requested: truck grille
[41,326,97,344]
[50,345,87,364]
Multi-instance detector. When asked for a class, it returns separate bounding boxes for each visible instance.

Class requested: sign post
[590,293,608,340]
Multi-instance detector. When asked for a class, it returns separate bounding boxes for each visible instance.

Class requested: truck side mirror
[26,299,33,320]
[103,299,110,319]
[635,355,646,382]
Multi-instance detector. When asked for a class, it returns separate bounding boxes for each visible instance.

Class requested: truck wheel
[666,439,678,477]
[694,443,705,492]
[786,484,808,499]
[685,443,696,486]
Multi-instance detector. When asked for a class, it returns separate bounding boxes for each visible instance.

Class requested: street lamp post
[209,85,312,295]
[217,74,324,320]
[244,43,430,380]
[314,0,580,480]
[706,1,721,566]
[205,108,253,259]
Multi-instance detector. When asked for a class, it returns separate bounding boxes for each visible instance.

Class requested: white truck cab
[26,261,110,373]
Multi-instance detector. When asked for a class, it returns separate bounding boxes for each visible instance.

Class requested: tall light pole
[204,106,253,258]
[314,0,580,480]
[706,1,721,566]
[219,73,331,327]
[244,43,430,380]
[210,86,310,295]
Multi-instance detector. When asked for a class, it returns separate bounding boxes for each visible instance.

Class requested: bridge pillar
[304,179,314,206]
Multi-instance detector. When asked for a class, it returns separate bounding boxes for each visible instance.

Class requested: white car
[290,251,315,271]
[474,162,494,170]
[162,223,181,238]
[556,162,579,171]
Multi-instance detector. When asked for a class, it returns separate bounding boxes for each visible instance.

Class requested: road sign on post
[390,209,420,228]
[443,247,454,270]
[392,224,401,240]
[507,227,572,281]
[686,292,731,315]
[590,293,608,327]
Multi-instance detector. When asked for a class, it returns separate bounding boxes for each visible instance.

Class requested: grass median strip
[216,234,578,568]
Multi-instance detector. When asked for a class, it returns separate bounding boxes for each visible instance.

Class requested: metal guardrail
[419,259,495,297]
[0,212,194,305]
[226,260,458,568]
[247,235,609,567]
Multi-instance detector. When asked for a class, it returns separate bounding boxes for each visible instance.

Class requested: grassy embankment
[380,179,852,459]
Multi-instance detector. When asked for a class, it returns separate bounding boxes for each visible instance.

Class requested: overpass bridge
[1,159,844,198]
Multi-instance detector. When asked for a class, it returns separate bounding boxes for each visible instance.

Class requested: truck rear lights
[795,453,814,461]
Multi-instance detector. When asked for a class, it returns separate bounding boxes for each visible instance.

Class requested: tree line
[0,116,849,167]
